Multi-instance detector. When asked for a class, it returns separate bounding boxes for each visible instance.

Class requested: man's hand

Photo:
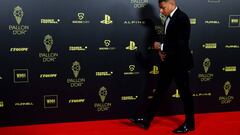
[158,51,166,62]
[153,42,166,61]
[153,42,161,50]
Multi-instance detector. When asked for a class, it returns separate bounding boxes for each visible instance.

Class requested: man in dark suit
[130,0,195,133]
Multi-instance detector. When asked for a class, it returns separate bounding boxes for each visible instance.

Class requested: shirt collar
[169,7,178,17]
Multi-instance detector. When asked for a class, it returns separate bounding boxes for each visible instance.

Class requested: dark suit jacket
[163,8,194,71]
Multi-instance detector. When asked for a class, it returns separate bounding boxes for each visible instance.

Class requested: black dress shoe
[172,122,195,133]
[129,117,150,130]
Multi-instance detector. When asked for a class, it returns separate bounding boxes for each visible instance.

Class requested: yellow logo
[126,41,138,50]
[124,65,140,75]
[172,89,180,98]
[67,61,85,87]
[149,66,159,75]
[192,92,211,97]
[96,71,113,76]
[129,65,135,72]
[231,19,238,23]
[69,99,85,104]
[130,0,148,8]
[121,96,138,101]
[99,86,107,102]
[41,19,60,24]
[224,81,231,96]
[40,74,57,78]
[13,6,24,25]
[160,13,166,22]
[9,6,29,35]
[10,48,29,52]
[0,101,4,108]
[205,20,220,24]
[44,34,54,53]
[72,12,90,24]
[203,58,211,73]
[198,58,213,82]
[94,86,112,112]
[44,95,58,108]
[99,40,116,50]
[202,43,217,49]
[39,34,58,62]
[72,61,81,78]
[225,44,240,48]
[13,69,29,83]
[69,46,88,51]
[78,13,84,20]
[219,81,234,104]
[15,102,34,106]
[124,20,145,25]
[104,40,111,47]
[229,15,240,28]
[100,14,113,24]
[222,66,237,72]
[190,18,197,25]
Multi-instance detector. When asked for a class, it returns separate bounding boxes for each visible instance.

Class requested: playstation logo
[149,65,159,75]
[100,14,113,25]
[126,41,138,51]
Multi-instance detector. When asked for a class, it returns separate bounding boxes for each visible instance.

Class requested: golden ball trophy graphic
[72,61,81,78]
[203,58,211,73]
[160,13,167,23]
[99,86,107,103]
[13,6,24,25]
[224,81,231,96]
[43,34,54,53]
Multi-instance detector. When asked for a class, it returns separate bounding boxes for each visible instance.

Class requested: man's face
[159,2,172,16]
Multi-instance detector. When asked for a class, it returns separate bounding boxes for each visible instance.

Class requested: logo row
[0,58,237,85]
[7,5,240,35]
[0,80,234,112]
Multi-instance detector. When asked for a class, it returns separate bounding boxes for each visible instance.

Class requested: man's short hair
[158,0,168,3]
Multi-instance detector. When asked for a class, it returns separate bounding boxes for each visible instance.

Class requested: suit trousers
[144,61,194,124]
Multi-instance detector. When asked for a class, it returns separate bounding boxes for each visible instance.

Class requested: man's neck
[169,6,177,17]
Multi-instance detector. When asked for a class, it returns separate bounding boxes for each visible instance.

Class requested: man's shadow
[135,3,165,75]
[132,4,180,125]
[133,3,163,115]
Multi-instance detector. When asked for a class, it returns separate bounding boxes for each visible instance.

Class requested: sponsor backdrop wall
[0,0,239,126]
